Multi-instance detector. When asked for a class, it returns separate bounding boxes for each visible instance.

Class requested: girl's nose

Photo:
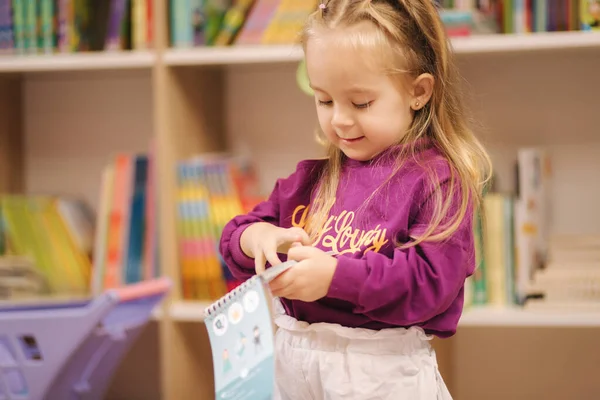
[331,107,354,129]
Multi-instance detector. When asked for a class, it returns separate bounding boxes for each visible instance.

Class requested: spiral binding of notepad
[204,275,260,317]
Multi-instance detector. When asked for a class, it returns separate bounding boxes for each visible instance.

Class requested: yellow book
[92,164,116,295]
[261,0,318,44]
[581,0,600,31]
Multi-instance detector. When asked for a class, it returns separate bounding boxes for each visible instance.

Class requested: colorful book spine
[39,0,55,54]
[193,160,226,299]
[132,0,147,49]
[235,0,281,45]
[57,0,71,52]
[204,0,231,45]
[214,0,255,45]
[103,154,133,290]
[124,155,148,284]
[581,0,600,30]
[260,0,317,45]
[191,0,205,45]
[142,143,157,281]
[11,0,23,54]
[471,210,487,305]
[0,0,14,54]
[177,162,207,299]
[146,0,153,47]
[170,0,192,47]
[105,0,127,50]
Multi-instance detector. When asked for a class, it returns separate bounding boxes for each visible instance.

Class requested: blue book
[124,155,149,284]
[204,260,297,399]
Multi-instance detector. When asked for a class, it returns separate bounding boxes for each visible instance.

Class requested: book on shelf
[0,0,153,56]
[0,195,94,298]
[581,0,600,31]
[175,153,264,302]
[167,0,598,49]
[92,143,159,295]
[204,260,296,400]
[0,140,161,301]
[465,147,553,309]
[0,255,48,300]
[525,233,600,309]
[0,146,259,304]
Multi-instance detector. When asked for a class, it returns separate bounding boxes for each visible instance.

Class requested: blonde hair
[300,0,492,247]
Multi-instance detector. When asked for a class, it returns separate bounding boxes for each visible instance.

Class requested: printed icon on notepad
[228,302,244,325]
[243,290,259,313]
[236,332,247,358]
[222,349,232,374]
[213,314,228,336]
[253,325,262,354]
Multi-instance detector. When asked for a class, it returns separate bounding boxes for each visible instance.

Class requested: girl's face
[305,24,416,162]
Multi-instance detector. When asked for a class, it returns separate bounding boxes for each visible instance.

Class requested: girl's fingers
[269,274,293,297]
[287,227,311,245]
[264,248,282,268]
[254,250,266,274]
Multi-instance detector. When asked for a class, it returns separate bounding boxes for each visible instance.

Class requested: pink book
[103,154,133,289]
[235,0,282,45]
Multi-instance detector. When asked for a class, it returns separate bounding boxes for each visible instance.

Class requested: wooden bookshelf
[1,1,600,399]
[1,31,597,73]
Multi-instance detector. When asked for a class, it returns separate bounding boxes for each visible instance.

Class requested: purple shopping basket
[0,277,171,400]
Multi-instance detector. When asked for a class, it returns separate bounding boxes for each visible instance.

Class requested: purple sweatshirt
[219,140,475,338]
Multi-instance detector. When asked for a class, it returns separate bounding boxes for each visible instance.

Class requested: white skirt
[272,301,453,400]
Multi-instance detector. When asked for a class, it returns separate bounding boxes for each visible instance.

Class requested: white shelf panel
[169,301,212,322]
[163,302,600,327]
[452,31,600,54]
[164,44,304,66]
[164,31,600,66]
[1,32,596,71]
[459,306,600,327]
[0,51,155,73]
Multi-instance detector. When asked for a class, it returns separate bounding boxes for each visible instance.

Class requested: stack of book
[0,0,154,55]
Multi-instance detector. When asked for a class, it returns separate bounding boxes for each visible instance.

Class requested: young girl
[220,0,491,398]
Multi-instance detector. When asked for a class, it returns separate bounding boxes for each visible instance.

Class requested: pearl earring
[414,101,420,109]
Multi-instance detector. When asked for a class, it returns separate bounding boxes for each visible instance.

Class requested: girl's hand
[240,223,310,274]
[269,246,337,302]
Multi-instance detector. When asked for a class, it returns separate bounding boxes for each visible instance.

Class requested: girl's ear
[410,73,435,111]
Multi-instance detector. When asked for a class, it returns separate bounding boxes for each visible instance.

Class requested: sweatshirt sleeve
[325,178,475,326]
[219,183,282,282]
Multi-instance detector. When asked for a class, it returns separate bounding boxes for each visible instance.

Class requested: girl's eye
[353,101,372,109]
[318,100,332,106]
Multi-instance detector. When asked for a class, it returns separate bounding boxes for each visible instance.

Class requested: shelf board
[0,51,155,73]
[162,301,600,327]
[459,305,600,327]
[163,31,600,67]
[169,301,212,322]
[451,31,600,54]
[164,44,304,66]
[0,32,596,72]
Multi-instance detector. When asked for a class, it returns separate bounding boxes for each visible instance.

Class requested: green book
[11,0,25,54]
[39,0,55,54]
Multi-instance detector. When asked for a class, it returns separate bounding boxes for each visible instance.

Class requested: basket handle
[109,277,172,302]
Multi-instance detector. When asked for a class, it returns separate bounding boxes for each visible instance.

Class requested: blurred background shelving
[1,0,600,399]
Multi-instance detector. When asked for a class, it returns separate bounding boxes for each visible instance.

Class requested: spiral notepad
[204,260,296,400]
